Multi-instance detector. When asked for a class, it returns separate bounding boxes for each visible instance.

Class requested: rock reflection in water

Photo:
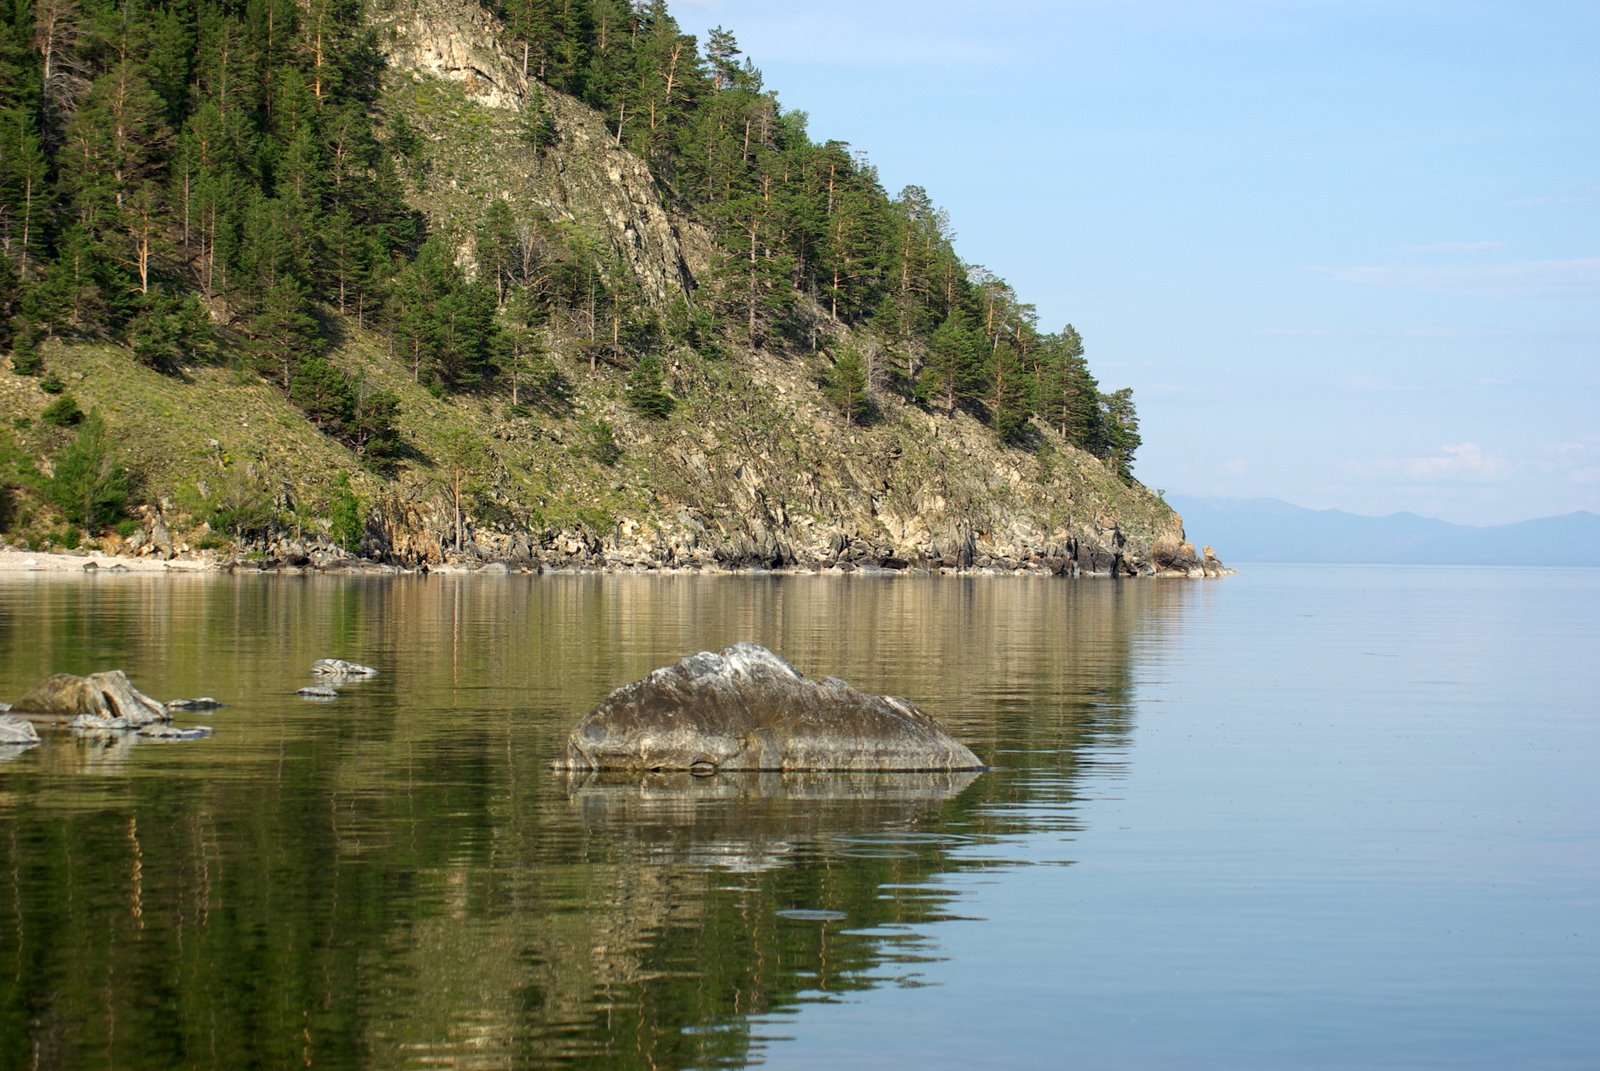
[561,769,981,873]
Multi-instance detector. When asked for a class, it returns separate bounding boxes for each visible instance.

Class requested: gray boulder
[553,643,984,774]
[10,671,170,730]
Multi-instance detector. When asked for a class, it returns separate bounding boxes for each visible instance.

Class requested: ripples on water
[1,568,1596,1069]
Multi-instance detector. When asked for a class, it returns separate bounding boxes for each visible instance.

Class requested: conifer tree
[823,344,871,425]
[48,409,130,531]
[1098,387,1141,481]
[626,351,674,419]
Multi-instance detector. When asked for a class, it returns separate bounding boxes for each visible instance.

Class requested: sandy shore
[0,547,216,574]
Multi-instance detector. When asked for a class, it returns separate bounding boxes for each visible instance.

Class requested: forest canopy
[0,0,1138,478]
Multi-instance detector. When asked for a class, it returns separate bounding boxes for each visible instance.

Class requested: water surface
[1,567,1595,1069]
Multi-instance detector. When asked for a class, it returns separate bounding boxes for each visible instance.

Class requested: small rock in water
[140,723,213,740]
[166,697,225,711]
[311,658,378,679]
[0,714,41,746]
[298,686,339,700]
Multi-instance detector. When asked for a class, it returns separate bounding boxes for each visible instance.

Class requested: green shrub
[626,353,675,420]
[9,329,41,375]
[208,465,277,541]
[41,395,84,427]
[582,419,621,467]
[329,472,364,552]
[47,411,131,530]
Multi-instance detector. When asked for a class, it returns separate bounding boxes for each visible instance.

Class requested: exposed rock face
[1153,537,1234,577]
[10,671,170,730]
[382,0,526,111]
[378,0,703,306]
[554,643,984,773]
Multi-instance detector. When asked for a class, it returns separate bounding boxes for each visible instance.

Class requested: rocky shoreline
[1,538,1232,579]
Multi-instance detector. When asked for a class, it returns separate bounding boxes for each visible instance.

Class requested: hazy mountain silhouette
[1169,496,1600,565]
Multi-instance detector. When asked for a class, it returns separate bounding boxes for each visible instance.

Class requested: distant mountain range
[1167,496,1600,566]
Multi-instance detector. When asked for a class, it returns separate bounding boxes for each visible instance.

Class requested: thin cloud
[1540,441,1600,487]
[1401,240,1507,255]
[1350,442,1515,484]
[1325,258,1600,299]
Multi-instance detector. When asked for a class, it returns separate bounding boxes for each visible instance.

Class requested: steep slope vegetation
[0,0,1218,576]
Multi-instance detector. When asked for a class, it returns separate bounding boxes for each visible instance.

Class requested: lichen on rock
[554,643,984,774]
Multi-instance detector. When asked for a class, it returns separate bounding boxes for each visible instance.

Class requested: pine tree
[0,112,49,283]
[626,350,674,419]
[988,339,1032,444]
[389,236,498,389]
[823,344,871,425]
[475,199,520,310]
[247,274,321,388]
[921,309,983,411]
[1098,387,1141,482]
[48,409,131,531]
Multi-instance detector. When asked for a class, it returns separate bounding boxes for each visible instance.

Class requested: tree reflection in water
[0,574,1189,1069]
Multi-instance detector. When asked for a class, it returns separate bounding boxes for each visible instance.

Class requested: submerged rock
[11,671,169,730]
[298,685,339,700]
[311,659,378,679]
[553,643,984,774]
[0,713,41,746]
[140,723,214,740]
[167,697,225,711]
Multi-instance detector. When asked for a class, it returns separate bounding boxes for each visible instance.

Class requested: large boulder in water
[9,670,170,730]
[553,643,983,774]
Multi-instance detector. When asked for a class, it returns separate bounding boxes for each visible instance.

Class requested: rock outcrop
[10,671,170,730]
[554,643,984,774]
[8,671,214,738]
[1153,537,1236,578]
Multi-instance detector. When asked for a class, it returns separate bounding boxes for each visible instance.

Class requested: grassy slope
[1,67,1180,565]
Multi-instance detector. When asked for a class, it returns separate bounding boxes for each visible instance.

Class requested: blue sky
[675,0,1599,526]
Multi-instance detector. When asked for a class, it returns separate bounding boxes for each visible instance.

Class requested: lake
[1,566,1596,1069]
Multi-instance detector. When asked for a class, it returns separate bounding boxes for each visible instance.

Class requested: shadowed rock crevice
[553,643,984,773]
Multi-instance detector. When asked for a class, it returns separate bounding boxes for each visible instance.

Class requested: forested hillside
[0,0,1206,575]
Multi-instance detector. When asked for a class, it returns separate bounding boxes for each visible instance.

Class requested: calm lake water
[1,566,1596,1069]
